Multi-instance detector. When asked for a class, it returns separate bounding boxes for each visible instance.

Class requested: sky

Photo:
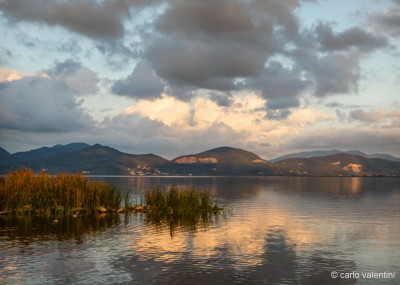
[0,0,399,160]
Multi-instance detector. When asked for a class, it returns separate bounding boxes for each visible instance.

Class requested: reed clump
[142,185,225,235]
[0,168,124,215]
[144,185,223,214]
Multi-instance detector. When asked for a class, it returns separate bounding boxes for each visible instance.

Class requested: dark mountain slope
[2,143,90,166]
[271,149,400,162]
[1,144,169,175]
[273,153,400,176]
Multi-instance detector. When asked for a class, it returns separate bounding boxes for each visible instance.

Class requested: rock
[97,206,107,213]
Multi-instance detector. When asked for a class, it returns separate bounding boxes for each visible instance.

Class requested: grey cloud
[111,61,164,99]
[44,59,100,95]
[0,46,13,65]
[145,34,267,91]
[209,92,234,107]
[245,61,310,113]
[144,0,302,92]
[293,50,361,96]
[315,22,387,52]
[325,102,364,108]
[372,8,400,36]
[0,77,95,132]
[0,0,130,40]
[349,109,400,123]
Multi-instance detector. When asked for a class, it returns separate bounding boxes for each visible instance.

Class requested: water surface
[1,176,399,284]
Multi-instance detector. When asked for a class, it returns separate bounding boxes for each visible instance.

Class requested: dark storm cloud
[111,61,164,99]
[315,22,387,52]
[44,59,100,95]
[0,77,95,132]
[0,0,130,40]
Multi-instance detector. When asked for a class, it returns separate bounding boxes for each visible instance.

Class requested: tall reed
[0,169,124,215]
[143,185,225,235]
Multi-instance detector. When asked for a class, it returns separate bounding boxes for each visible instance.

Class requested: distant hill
[164,146,273,175]
[1,144,169,175]
[1,144,399,176]
[1,143,90,166]
[272,153,400,176]
[271,149,400,162]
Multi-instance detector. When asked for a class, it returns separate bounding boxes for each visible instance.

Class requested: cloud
[0,77,95,132]
[293,50,361,96]
[315,22,387,52]
[111,61,164,99]
[371,7,400,36]
[0,0,130,40]
[245,61,311,113]
[0,46,13,65]
[349,108,400,123]
[98,94,333,157]
[144,0,300,92]
[0,68,26,82]
[43,59,100,95]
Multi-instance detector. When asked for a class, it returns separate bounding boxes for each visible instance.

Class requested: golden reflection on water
[1,177,399,285]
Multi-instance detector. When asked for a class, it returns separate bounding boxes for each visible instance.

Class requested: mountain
[1,144,399,176]
[270,150,342,162]
[162,146,273,175]
[1,143,91,167]
[0,147,11,162]
[1,144,169,175]
[271,149,400,162]
[272,153,400,176]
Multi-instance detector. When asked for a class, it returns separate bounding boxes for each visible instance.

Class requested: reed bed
[142,185,225,235]
[144,185,222,214]
[0,168,125,215]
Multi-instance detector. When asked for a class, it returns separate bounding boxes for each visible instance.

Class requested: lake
[1,176,399,284]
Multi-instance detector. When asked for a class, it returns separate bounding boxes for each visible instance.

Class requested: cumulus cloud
[315,22,388,52]
[0,0,130,40]
[43,59,100,95]
[111,61,164,99]
[0,77,95,132]
[371,7,400,36]
[0,68,26,82]
[144,0,297,92]
[245,61,311,113]
[98,94,333,157]
[293,50,361,96]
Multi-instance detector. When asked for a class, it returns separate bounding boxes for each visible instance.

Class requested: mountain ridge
[1,143,399,176]
[270,149,400,162]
